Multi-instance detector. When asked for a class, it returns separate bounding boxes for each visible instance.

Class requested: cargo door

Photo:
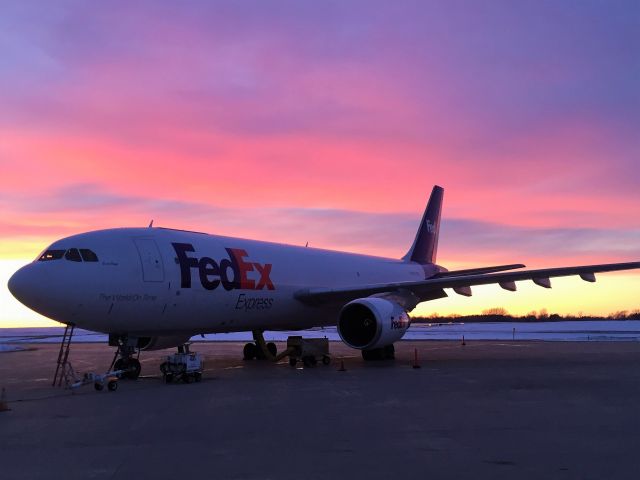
[133,238,165,282]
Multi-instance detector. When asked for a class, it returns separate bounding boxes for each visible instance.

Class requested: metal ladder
[52,324,76,387]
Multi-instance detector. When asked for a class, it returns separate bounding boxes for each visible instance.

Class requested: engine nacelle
[337,297,410,350]
[137,335,193,351]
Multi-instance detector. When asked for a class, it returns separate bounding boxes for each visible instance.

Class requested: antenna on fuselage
[148,220,154,228]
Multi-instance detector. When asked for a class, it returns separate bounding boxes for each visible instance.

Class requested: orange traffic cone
[0,388,10,412]
[412,348,421,369]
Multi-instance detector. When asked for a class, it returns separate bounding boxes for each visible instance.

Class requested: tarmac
[1,340,640,479]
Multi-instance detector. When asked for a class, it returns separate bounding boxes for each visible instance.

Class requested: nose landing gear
[113,354,141,380]
[108,335,142,379]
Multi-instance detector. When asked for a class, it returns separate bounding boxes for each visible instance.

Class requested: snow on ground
[1,321,640,344]
[0,344,25,352]
[404,320,640,342]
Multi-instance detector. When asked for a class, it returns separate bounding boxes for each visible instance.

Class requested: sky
[1,0,639,327]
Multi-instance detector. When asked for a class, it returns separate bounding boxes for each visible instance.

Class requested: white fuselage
[10,228,435,336]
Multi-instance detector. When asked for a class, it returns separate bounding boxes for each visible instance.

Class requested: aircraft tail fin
[402,185,443,265]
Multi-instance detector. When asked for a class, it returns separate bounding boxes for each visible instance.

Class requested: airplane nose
[8,263,78,322]
[8,265,34,306]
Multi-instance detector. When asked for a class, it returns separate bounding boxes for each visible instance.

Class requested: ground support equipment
[70,370,124,392]
[52,324,76,387]
[160,347,203,384]
[286,336,331,367]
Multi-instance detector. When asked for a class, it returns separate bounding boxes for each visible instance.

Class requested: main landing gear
[243,330,277,360]
[361,344,395,361]
[108,335,142,379]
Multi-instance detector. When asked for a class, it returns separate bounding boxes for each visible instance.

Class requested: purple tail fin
[402,185,443,264]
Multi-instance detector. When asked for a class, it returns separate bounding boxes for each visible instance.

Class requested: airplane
[8,185,640,378]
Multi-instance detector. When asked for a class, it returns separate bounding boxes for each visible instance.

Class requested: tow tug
[70,369,124,392]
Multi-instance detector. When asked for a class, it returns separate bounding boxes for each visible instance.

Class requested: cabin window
[64,248,82,262]
[38,250,65,261]
[80,249,99,262]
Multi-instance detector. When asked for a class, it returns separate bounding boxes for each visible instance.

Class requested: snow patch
[0,344,25,352]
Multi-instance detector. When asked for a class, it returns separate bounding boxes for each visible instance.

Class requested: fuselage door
[133,238,164,282]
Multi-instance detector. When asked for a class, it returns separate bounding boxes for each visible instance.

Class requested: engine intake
[337,297,410,350]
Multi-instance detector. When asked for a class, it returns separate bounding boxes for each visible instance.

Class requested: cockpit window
[64,248,82,262]
[38,247,98,262]
[79,249,99,262]
[38,250,66,261]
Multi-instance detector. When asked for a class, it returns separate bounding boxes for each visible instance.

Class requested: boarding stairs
[52,324,77,387]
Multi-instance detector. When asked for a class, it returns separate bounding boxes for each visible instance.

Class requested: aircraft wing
[294,261,640,306]
[432,263,525,277]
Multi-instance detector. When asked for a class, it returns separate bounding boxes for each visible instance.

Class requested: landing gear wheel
[94,383,104,391]
[303,356,317,367]
[289,357,297,367]
[384,344,395,360]
[362,349,385,361]
[115,357,141,379]
[107,380,118,391]
[322,355,331,366]
[243,343,256,360]
[266,342,277,357]
[128,359,141,379]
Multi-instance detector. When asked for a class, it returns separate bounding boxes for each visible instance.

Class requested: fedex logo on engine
[172,243,274,291]
[391,317,409,330]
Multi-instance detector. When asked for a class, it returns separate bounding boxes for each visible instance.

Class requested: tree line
[411,308,640,323]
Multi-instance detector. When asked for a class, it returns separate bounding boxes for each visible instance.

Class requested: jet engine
[337,297,410,350]
[137,335,193,351]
